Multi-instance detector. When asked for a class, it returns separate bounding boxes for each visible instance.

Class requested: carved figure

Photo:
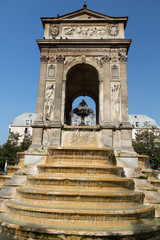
[111,84,121,117]
[49,24,59,37]
[44,84,55,121]
[63,26,106,37]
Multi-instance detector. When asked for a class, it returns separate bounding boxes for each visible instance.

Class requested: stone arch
[64,63,99,125]
[64,59,102,80]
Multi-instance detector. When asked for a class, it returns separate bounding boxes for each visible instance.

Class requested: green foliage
[0,132,32,171]
[132,123,160,169]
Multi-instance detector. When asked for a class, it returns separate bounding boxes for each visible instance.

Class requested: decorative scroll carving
[40,55,48,63]
[88,57,103,68]
[44,84,55,121]
[118,53,128,62]
[49,24,59,38]
[63,26,106,37]
[108,23,119,36]
[111,84,121,118]
[64,56,104,68]
[56,55,65,62]
[101,55,111,63]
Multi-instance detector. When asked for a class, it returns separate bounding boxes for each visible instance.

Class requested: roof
[129,115,158,128]
[11,113,36,126]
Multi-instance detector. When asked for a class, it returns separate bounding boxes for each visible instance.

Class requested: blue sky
[0,0,160,145]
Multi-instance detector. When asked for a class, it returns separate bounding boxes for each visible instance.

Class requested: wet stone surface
[0,233,17,240]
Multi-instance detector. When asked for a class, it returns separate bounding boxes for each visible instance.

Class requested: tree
[0,132,32,171]
[132,123,160,169]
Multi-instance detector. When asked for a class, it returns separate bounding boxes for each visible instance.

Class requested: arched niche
[65,63,99,125]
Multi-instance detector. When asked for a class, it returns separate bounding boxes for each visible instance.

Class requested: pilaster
[53,55,65,125]
[35,55,48,122]
[101,55,111,124]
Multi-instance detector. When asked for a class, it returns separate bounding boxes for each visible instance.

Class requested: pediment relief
[58,9,114,21]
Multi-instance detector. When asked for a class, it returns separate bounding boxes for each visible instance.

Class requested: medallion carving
[44,84,55,121]
[63,26,106,37]
[111,84,121,118]
[49,24,59,38]
[108,23,119,36]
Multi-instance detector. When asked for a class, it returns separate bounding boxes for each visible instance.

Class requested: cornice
[36,39,132,53]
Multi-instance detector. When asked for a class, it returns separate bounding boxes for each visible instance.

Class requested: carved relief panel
[111,83,121,122]
[44,83,55,121]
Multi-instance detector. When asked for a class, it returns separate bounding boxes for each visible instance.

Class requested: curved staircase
[1,147,160,240]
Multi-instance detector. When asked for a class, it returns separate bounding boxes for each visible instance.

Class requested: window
[24,128,29,134]
[24,135,28,140]
[135,122,139,127]
[26,120,30,125]
[111,65,119,78]
[86,121,91,126]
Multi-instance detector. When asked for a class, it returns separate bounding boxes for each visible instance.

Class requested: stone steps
[16,188,144,207]
[46,147,115,166]
[1,212,160,240]
[37,164,125,177]
[1,147,160,239]
[27,176,134,190]
[4,200,154,228]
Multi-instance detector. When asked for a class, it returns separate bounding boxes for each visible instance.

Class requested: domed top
[78,99,88,108]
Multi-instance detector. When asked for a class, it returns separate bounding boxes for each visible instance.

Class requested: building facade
[9,113,36,142]
[9,113,159,142]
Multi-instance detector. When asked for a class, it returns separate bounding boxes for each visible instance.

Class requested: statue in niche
[44,84,55,121]
[111,84,121,117]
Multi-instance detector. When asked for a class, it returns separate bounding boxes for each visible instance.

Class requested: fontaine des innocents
[1,4,160,240]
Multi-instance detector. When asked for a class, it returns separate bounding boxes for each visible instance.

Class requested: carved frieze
[49,24,59,38]
[62,26,106,37]
[44,48,110,53]
[44,84,55,121]
[111,83,121,119]
[108,23,119,36]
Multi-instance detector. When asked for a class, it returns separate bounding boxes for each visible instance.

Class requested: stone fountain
[73,99,93,126]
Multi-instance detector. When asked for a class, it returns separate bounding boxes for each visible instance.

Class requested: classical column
[53,55,65,125]
[119,53,130,124]
[101,55,111,124]
[119,53,133,152]
[35,55,48,122]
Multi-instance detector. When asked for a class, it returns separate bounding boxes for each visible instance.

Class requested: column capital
[101,55,111,63]
[118,53,128,62]
[56,55,65,63]
[40,55,49,63]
